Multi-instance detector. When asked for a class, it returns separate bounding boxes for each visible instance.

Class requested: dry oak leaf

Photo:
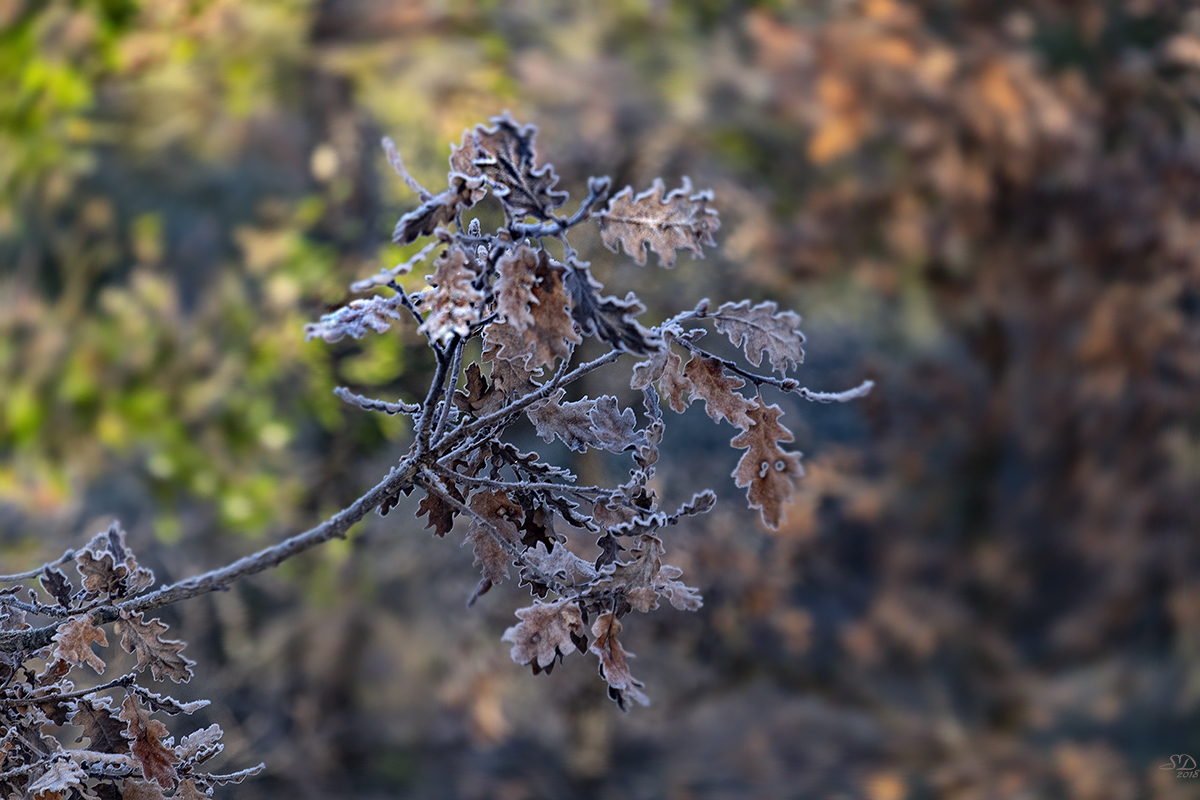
[565,264,659,354]
[76,550,129,597]
[598,177,720,268]
[589,613,649,710]
[466,490,522,586]
[658,347,694,414]
[527,390,645,453]
[713,300,805,373]
[451,113,568,220]
[453,361,506,417]
[417,481,460,538]
[523,253,581,368]
[683,354,756,429]
[40,567,73,609]
[115,610,194,683]
[417,247,485,345]
[120,695,179,791]
[494,244,540,332]
[70,697,130,753]
[482,322,542,402]
[27,758,88,799]
[731,400,805,530]
[304,294,403,343]
[392,172,485,245]
[121,777,168,800]
[51,616,108,674]
[175,724,223,765]
[502,599,585,669]
[173,779,211,800]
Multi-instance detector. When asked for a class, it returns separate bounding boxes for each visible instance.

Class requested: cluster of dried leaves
[0,113,865,797]
[0,524,261,799]
[304,113,868,707]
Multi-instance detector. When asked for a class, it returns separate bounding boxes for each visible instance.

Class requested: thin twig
[430,464,619,500]
[0,551,74,583]
[334,387,420,416]
[0,673,137,707]
[382,136,433,201]
[416,336,456,453]
[433,338,466,442]
[1,457,421,654]
[676,338,873,402]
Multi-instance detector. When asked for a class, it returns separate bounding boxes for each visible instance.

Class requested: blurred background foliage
[2,0,1200,798]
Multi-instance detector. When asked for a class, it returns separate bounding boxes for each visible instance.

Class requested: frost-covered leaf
[668,490,717,522]
[40,567,73,609]
[655,564,703,611]
[494,244,540,332]
[131,689,208,716]
[452,362,505,418]
[27,758,88,799]
[683,354,755,429]
[565,264,659,354]
[481,323,541,400]
[527,391,646,453]
[304,295,403,343]
[416,248,484,345]
[196,764,264,786]
[120,695,179,791]
[523,253,580,368]
[121,777,168,800]
[589,613,649,710]
[730,400,805,530]
[175,724,223,765]
[659,347,694,413]
[392,172,485,245]
[71,697,129,753]
[76,551,128,598]
[502,599,585,669]
[51,616,107,674]
[416,482,459,538]
[465,490,522,587]
[713,300,805,373]
[589,396,648,452]
[173,780,211,800]
[451,113,568,220]
[115,611,194,683]
[598,177,720,267]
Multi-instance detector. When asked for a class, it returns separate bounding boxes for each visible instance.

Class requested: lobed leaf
[502,599,584,669]
[51,616,107,674]
[392,172,485,245]
[70,697,130,753]
[527,390,646,453]
[683,354,756,429]
[713,300,805,373]
[120,695,179,791]
[27,758,88,799]
[416,247,485,345]
[451,113,568,221]
[304,295,403,343]
[598,177,720,267]
[565,264,660,354]
[115,610,194,684]
[730,399,805,530]
[589,613,649,711]
[465,490,522,586]
[494,244,540,332]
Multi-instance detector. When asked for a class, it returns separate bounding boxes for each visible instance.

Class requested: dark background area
[2,0,1199,797]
